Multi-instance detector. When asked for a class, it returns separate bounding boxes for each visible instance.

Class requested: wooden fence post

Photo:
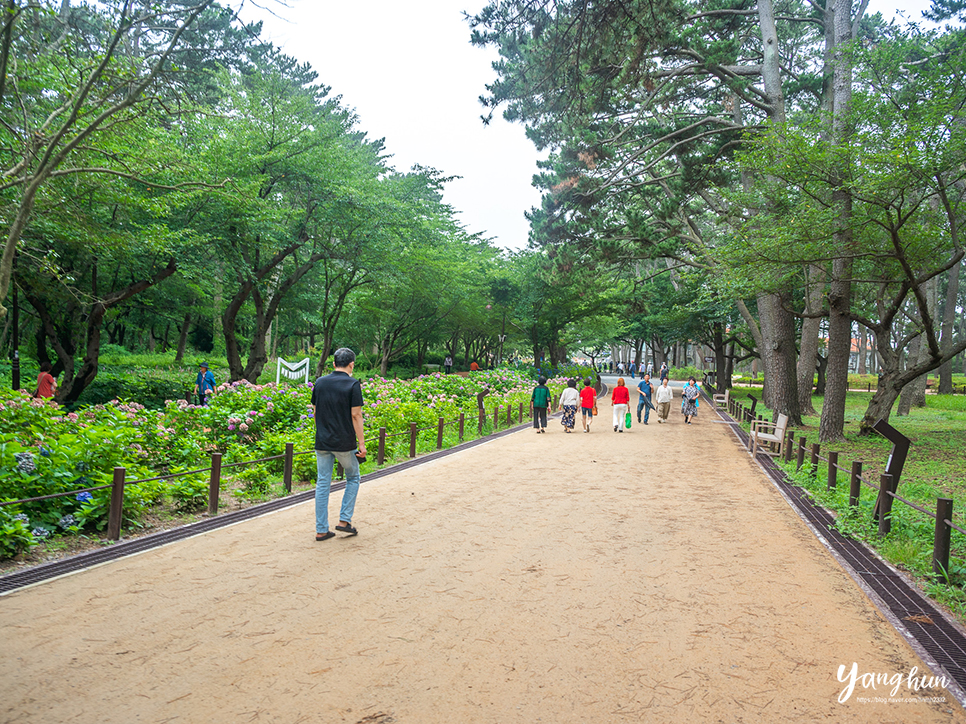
[849,461,862,507]
[437,417,445,450]
[810,443,820,477]
[107,467,125,541]
[378,427,387,465]
[283,442,294,493]
[934,498,954,579]
[877,473,894,536]
[493,406,500,431]
[478,409,484,435]
[506,405,513,427]
[796,437,806,471]
[208,453,222,516]
[518,402,524,424]
[784,430,795,463]
[459,413,465,441]
[827,451,838,491]
[409,422,418,458]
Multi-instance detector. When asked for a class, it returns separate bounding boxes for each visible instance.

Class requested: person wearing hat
[193,362,216,405]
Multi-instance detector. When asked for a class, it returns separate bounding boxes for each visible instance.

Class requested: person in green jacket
[531,376,552,433]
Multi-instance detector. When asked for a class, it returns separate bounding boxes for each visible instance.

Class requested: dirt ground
[1,394,963,723]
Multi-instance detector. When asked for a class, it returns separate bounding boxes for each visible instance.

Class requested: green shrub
[0,508,38,558]
[170,473,209,512]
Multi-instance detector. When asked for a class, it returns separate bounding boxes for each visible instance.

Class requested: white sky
[240,0,542,251]
[239,0,940,252]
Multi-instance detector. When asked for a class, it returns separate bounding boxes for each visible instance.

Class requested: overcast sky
[239,0,939,252]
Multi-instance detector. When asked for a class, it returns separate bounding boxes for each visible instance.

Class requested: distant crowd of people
[529,369,701,434]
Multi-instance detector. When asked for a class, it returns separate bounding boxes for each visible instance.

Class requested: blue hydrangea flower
[39,447,52,457]
[14,452,36,474]
[58,514,77,529]
[75,491,93,503]
[13,513,29,523]
[31,527,50,540]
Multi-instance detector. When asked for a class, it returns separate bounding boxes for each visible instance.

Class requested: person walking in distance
[558,378,580,433]
[637,373,655,424]
[193,362,215,405]
[612,377,630,432]
[682,376,700,424]
[580,377,597,432]
[655,377,674,423]
[311,347,367,542]
[444,354,453,374]
[531,375,551,433]
[35,362,57,399]
[659,361,669,382]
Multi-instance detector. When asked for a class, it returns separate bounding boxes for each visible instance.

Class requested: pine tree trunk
[939,259,961,393]
[797,264,825,415]
[857,326,867,375]
[897,334,921,416]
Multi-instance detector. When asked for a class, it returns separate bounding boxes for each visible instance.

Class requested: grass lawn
[728,387,966,621]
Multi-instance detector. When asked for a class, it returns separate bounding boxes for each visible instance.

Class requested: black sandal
[335,523,358,536]
[316,531,336,542]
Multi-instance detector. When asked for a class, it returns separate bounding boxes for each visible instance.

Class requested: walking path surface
[1,393,963,723]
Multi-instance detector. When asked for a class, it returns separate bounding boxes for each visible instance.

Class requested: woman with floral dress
[558,378,580,433]
[682,376,700,424]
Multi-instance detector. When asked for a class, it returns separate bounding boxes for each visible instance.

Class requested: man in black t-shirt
[311,347,367,542]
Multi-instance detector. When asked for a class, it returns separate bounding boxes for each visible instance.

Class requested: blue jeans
[637,396,653,422]
[315,450,361,533]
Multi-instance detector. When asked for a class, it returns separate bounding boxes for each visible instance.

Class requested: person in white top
[655,378,674,423]
[557,378,581,433]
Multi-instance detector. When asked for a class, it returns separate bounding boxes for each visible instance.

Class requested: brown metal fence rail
[724,394,964,581]
[1,402,543,542]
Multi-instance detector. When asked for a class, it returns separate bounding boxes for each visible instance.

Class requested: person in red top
[611,377,630,432]
[35,362,57,400]
[469,360,480,371]
[579,377,597,432]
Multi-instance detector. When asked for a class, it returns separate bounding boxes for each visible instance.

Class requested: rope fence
[724,395,963,581]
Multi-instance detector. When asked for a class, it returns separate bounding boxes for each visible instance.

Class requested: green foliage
[170,472,209,513]
[0,508,38,559]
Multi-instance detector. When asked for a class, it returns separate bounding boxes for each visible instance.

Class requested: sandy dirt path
[1,394,962,723]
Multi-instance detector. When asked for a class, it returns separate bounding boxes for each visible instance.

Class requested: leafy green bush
[669,365,703,380]
[0,508,38,558]
[170,473,209,512]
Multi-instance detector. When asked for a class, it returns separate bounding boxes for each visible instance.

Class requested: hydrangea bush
[0,370,566,557]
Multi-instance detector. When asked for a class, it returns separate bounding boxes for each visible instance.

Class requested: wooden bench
[749,412,789,458]
[713,388,729,410]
